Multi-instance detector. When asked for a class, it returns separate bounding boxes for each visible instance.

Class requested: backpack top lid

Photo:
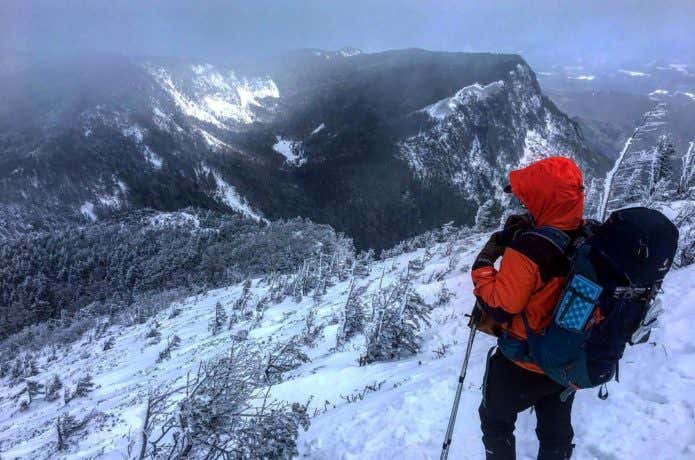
[591,207,679,286]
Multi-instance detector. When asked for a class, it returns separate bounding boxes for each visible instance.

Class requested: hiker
[471,157,584,460]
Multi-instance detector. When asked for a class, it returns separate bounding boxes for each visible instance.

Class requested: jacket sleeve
[471,247,542,316]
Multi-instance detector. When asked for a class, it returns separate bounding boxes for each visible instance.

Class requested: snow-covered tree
[301,309,324,348]
[679,142,695,194]
[209,301,227,335]
[475,199,502,230]
[651,134,677,197]
[435,285,454,307]
[102,336,115,351]
[18,379,44,410]
[362,275,432,364]
[156,335,181,363]
[235,402,310,459]
[145,321,162,344]
[65,374,95,404]
[336,279,368,348]
[263,339,310,385]
[353,250,374,278]
[45,375,63,402]
[56,412,94,451]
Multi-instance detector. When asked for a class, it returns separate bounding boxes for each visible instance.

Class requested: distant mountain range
[0,49,611,248]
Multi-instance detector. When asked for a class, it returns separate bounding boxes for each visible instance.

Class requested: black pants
[479,349,575,460]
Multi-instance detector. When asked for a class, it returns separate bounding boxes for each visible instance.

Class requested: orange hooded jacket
[471,157,585,373]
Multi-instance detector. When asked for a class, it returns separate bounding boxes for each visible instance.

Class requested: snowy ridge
[1,227,693,459]
[421,81,505,120]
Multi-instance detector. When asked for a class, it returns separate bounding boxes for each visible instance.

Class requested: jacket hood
[508,157,584,230]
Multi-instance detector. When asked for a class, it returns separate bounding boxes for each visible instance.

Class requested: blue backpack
[521,207,679,399]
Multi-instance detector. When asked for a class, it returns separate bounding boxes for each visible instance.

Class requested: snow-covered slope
[1,228,693,459]
[145,63,279,129]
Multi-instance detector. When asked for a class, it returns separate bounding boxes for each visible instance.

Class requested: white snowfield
[0,233,693,459]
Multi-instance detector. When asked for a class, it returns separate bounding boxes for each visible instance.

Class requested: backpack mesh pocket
[555,274,602,331]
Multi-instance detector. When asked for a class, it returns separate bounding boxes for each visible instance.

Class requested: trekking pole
[440,315,478,460]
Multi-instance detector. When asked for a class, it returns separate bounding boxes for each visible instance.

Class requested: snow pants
[479,349,575,460]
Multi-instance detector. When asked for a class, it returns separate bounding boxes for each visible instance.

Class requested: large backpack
[522,207,679,398]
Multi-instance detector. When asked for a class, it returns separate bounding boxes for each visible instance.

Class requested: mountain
[1,219,693,459]
[536,60,695,217]
[0,50,610,248]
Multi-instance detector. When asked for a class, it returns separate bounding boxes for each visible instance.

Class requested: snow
[599,128,637,220]
[649,89,670,99]
[618,69,650,77]
[274,136,306,166]
[235,79,279,108]
[681,141,695,189]
[209,168,264,221]
[679,91,695,102]
[311,123,326,135]
[339,48,362,57]
[197,128,232,151]
[80,202,97,222]
[668,63,691,75]
[311,48,362,59]
[422,81,505,120]
[147,64,280,128]
[142,145,163,169]
[148,67,225,128]
[201,95,249,122]
[122,125,145,143]
[2,228,693,459]
[122,124,163,168]
[97,193,121,209]
[191,64,213,75]
[520,129,552,167]
[147,211,200,228]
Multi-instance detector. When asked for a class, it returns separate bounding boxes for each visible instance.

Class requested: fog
[3,0,694,66]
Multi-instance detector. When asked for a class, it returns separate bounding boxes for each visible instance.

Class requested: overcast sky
[3,0,694,66]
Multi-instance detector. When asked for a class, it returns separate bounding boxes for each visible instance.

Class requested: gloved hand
[498,213,534,246]
[469,301,483,325]
[468,300,505,336]
[472,232,505,270]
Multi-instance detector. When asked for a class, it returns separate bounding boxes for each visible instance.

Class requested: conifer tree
[45,375,63,402]
[209,301,227,335]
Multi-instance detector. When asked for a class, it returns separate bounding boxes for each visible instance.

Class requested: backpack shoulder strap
[525,226,572,255]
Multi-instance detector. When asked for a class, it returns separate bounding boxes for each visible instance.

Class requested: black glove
[469,301,483,325]
[472,232,505,270]
[498,213,534,246]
